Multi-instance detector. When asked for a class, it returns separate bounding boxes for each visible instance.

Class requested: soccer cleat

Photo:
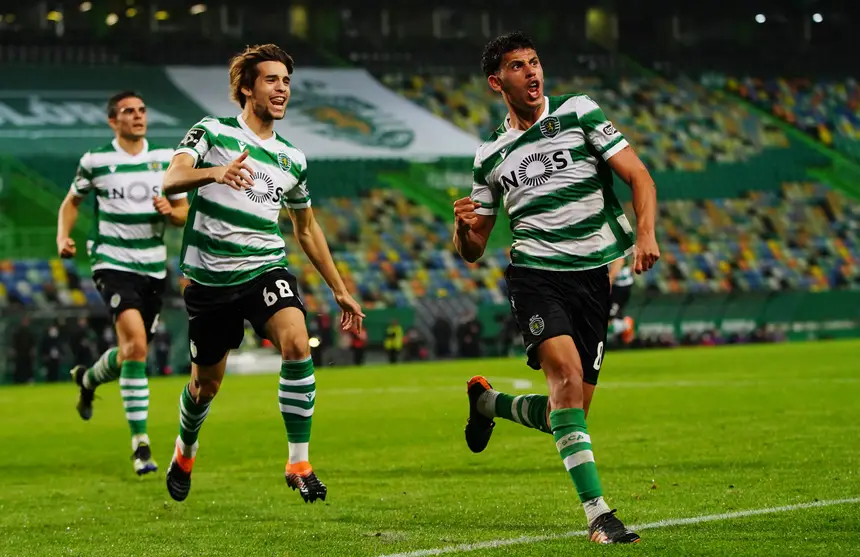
[70,365,94,421]
[132,442,158,476]
[621,316,635,344]
[285,462,327,503]
[465,375,495,453]
[588,510,641,544]
[166,448,194,502]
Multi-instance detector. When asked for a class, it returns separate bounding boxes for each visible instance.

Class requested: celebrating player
[453,32,660,544]
[57,91,189,476]
[161,44,364,503]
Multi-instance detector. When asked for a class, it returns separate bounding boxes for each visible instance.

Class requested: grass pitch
[1,340,859,556]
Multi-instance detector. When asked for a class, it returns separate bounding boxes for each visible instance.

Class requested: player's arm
[163,124,253,195]
[453,153,499,263]
[289,206,365,331]
[153,194,189,227]
[57,155,94,258]
[578,95,660,274]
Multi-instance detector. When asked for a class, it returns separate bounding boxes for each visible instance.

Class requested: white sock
[476,390,499,418]
[289,442,309,464]
[584,496,612,525]
[176,436,199,459]
[131,433,150,452]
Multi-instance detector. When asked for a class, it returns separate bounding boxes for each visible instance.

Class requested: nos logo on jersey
[245,171,286,205]
[499,149,574,191]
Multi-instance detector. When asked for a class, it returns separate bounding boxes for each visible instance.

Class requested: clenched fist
[453,197,482,232]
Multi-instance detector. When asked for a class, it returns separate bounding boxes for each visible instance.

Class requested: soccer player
[608,257,635,344]
[161,44,364,504]
[454,32,660,544]
[57,91,189,475]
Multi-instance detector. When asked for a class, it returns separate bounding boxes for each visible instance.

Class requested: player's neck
[506,98,545,131]
[241,107,275,140]
[115,136,145,156]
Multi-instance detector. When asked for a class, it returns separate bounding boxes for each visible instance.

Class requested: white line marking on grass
[377,497,860,557]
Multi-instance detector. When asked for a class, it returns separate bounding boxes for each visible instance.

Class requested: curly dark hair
[481,31,537,77]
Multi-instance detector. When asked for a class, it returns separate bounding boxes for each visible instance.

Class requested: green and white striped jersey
[71,139,184,279]
[615,264,634,287]
[471,94,635,271]
[175,115,309,287]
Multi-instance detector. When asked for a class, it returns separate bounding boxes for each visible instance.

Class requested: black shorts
[183,267,306,366]
[505,264,610,385]
[93,269,165,343]
[609,284,632,319]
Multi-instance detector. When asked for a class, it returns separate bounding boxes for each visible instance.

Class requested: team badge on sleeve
[179,128,205,149]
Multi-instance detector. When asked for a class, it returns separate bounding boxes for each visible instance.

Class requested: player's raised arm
[163,151,254,195]
[288,206,365,332]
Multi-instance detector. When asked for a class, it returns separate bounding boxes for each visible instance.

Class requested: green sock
[477,390,551,434]
[279,358,315,463]
[83,347,120,389]
[550,408,603,502]
[178,383,211,448]
[119,360,149,437]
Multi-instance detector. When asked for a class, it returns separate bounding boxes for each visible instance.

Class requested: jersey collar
[112,138,148,157]
[503,96,550,132]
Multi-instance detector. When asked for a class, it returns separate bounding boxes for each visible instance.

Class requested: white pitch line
[377,497,860,557]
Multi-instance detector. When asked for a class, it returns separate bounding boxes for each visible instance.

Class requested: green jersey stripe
[90,161,170,178]
[208,135,303,182]
[181,260,287,287]
[97,235,164,250]
[186,229,286,259]
[509,178,603,222]
[511,211,606,244]
[511,243,626,271]
[577,108,606,133]
[93,253,166,274]
[278,396,315,410]
[99,211,164,225]
[196,197,280,235]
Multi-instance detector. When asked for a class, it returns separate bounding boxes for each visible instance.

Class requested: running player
[608,257,635,344]
[161,44,364,504]
[57,90,189,475]
[453,32,660,544]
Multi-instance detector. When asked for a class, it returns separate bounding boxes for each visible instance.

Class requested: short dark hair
[107,91,142,118]
[481,31,537,77]
[228,44,295,108]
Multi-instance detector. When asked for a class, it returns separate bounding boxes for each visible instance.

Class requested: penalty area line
[377,497,860,557]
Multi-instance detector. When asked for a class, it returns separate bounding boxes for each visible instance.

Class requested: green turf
[1,340,859,556]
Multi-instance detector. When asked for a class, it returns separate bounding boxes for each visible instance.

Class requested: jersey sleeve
[576,95,629,161]
[470,151,500,216]
[159,148,188,201]
[70,152,94,197]
[284,161,311,210]
[174,119,213,167]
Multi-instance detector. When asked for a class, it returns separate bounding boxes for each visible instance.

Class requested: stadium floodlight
[755,14,766,23]
[106,13,118,26]
[79,2,92,12]
[126,7,137,18]
[190,4,207,15]
[812,13,823,23]
[308,337,321,348]
[154,10,169,21]
[46,10,62,21]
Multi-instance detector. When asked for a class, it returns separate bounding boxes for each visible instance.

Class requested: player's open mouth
[271,96,286,107]
[527,80,541,97]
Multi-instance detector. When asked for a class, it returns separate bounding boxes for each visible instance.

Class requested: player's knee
[280,335,310,362]
[194,375,222,400]
[119,337,147,362]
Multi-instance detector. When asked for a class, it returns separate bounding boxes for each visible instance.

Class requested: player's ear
[487,74,503,93]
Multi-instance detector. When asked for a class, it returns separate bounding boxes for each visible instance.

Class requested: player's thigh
[568,268,611,387]
[183,282,245,369]
[505,264,577,372]
[115,309,148,360]
[243,269,309,360]
[535,335,585,410]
